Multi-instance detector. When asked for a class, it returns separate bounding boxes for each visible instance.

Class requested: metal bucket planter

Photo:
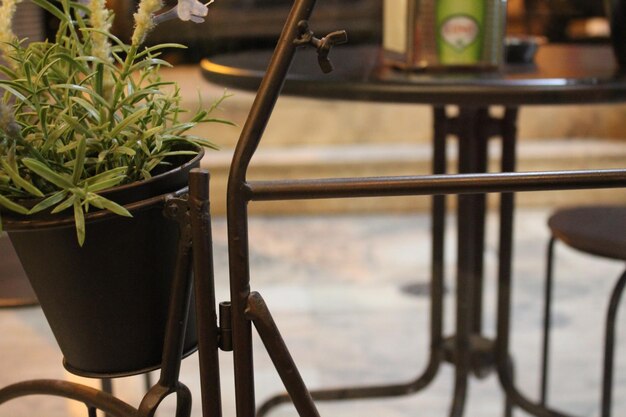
[4,150,203,378]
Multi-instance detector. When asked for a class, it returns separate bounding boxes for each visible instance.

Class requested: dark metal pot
[4,149,203,378]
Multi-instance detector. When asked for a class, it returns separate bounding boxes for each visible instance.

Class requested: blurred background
[2,1,626,417]
[19,0,615,62]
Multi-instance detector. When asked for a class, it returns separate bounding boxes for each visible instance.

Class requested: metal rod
[0,380,137,417]
[246,169,626,201]
[246,292,321,417]
[157,209,193,388]
[175,383,193,417]
[256,364,443,416]
[226,0,318,416]
[540,237,556,406]
[227,0,316,185]
[601,269,626,417]
[101,379,114,417]
[136,196,196,417]
[494,113,574,417]
[449,107,485,417]
[504,356,515,417]
[189,169,223,417]
[500,107,518,417]
[470,108,490,337]
[447,375,468,417]
[138,382,191,417]
[429,105,447,372]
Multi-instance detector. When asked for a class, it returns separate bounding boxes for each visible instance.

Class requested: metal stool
[540,206,626,417]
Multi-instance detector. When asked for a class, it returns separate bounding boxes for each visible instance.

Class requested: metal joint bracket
[218,302,233,351]
[442,336,495,379]
[293,20,348,74]
[164,195,192,247]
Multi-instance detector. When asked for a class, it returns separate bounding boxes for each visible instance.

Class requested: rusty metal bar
[246,292,321,417]
[189,169,223,417]
[431,107,447,361]
[601,269,626,417]
[469,109,490,339]
[429,105,447,371]
[226,1,318,416]
[540,237,556,406]
[500,106,518,417]
[449,107,489,417]
[246,169,626,201]
[157,199,194,389]
[137,196,195,417]
[0,380,137,417]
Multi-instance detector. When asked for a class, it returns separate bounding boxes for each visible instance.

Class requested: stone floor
[1,209,625,417]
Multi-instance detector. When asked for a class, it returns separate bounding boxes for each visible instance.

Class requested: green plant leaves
[0,0,228,245]
[72,136,86,184]
[83,166,127,188]
[0,195,29,215]
[30,0,66,22]
[108,107,148,138]
[23,158,74,189]
[29,190,68,214]
[87,194,131,217]
[0,158,45,197]
[73,198,85,245]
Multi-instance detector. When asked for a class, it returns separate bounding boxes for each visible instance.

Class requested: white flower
[177,0,210,23]
[153,0,212,25]
[88,0,112,62]
[0,0,22,69]
[131,0,164,46]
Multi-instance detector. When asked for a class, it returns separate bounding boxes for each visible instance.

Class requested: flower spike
[153,0,213,25]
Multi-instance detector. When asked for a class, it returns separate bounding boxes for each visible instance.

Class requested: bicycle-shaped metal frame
[1,1,626,416]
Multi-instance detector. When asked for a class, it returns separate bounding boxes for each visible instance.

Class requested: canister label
[382,0,504,70]
[437,0,486,65]
[440,15,480,51]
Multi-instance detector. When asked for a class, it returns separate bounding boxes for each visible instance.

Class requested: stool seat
[548,206,626,261]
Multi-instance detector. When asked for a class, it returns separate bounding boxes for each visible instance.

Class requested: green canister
[383,0,507,70]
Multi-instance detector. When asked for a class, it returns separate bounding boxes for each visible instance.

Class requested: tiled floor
[1,209,625,417]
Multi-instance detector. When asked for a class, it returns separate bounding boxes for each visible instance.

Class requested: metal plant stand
[2,1,626,417]
[0,170,324,417]
[0,172,223,417]
[220,1,626,417]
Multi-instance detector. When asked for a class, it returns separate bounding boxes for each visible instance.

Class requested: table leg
[492,108,573,417]
[498,108,518,417]
[0,234,37,308]
[432,106,447,359]
[458,108,490,339]
[448,107,489,417]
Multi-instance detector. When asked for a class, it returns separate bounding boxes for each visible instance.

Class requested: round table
[201,43,626,105]
[202,43,626,417]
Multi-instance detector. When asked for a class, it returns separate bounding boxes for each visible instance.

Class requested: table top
[201,44,626,106]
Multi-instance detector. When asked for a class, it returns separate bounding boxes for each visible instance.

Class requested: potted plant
[0,0,227,377]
